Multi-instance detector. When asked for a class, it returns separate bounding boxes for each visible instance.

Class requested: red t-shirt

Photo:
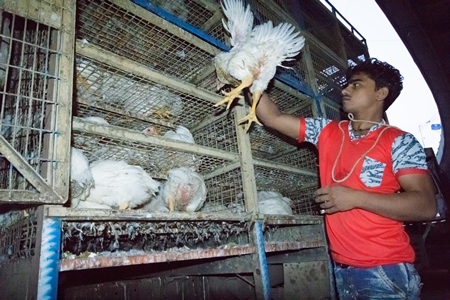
[299,118,429,267]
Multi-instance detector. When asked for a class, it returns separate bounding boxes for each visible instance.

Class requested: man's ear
[376,87,389,101]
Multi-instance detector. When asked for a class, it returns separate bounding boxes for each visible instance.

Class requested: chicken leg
[168,197,175,212]
[238,90,263,132]
[214,75,254,110]
[119,201,130,210]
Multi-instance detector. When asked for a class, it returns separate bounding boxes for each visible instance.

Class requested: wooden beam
[0,136,62,201]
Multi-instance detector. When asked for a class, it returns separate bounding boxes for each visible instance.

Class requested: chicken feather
[85,160,160,210]
[214,0,305,131]
[163,167,207,212]
[70,147,94,208]
[257,191,293,215]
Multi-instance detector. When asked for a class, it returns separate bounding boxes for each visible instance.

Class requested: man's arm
[316,173,437,221]
[254,93,301,140]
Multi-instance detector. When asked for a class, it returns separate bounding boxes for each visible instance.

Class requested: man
[251,58,436,298]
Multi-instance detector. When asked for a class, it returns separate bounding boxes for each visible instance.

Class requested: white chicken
[78,116,109,125]
[162,125,195,144]
[143,125,198,172]
[85,160,160,210]
[76,59,184,121]
[143,125,195,144]
[214,0,305,131]
[163,167,207,212]
[257,191,293,215]
[70,147,94,208]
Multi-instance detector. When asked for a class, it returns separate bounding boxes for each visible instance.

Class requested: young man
[252,58,437,298]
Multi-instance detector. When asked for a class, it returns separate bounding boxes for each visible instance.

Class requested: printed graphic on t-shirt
[392,133,427,174]
[305,118,331,144]
[360,156,386,187]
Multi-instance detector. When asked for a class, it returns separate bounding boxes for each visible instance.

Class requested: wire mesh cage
[74,52,225,132]
[308,39,347,103]
[0,0,75,203]
[295,0,345,59]
[72,119,235,179]
[77,0,218,84]
[0,206,38,263]
[139,0,227,43]
[71,0,327,218]
[323,97,346,121]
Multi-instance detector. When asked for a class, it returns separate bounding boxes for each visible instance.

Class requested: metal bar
[124,254,256,277]
[254,221,271,300]
[59,240,325,272]
[131,0,230,52]
[37,217,62,300]
[0,135,62,200]
[267,247,329,264]
[60,245,257,272]
[324,0,367,45]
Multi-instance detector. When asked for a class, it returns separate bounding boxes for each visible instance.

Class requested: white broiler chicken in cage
[257,191,293,215]
[70,147,94,208]
[78,116,109,125]
[143,125,195,144]
[163,167,207,212]
[121,85,184,120]
[214,0,305,131]
[143,125,198,172]
[85,160,160,210]
[76,59,184,121]
[162,125,195,143]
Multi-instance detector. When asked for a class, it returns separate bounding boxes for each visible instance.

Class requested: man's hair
[345,58,403,110]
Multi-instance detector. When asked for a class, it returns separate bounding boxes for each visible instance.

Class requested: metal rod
[37,217,62,300]
[255,220,271,300]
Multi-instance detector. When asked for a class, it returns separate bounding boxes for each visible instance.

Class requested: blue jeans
[334,262,422,299]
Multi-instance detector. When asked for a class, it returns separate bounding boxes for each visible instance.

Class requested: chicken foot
[214,75,254,110]
[238,90,263,132]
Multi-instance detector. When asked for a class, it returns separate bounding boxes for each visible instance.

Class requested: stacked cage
[0,0,74,203]
[70,0,323,219]
[0,0,369,298]
[0,1,76,297]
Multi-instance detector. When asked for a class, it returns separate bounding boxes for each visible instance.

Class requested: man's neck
[348,114,383,131]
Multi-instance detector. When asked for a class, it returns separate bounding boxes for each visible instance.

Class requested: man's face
[341,73,378,114]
